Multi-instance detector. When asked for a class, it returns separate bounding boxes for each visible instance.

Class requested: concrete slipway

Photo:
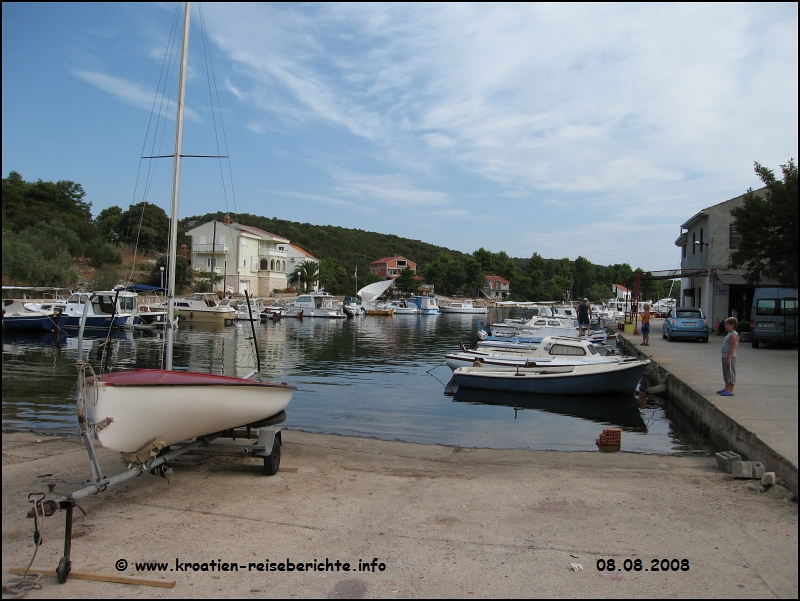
[616,319,798,498]
[2,318,798,598]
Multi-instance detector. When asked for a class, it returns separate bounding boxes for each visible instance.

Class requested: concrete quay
[2,430,797,598]
[616,319,798,497]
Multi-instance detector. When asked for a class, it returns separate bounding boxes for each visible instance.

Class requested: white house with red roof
[482,275,510,300]
[187,215,298,296]
[612,284,631,300]
[278,243,320,291]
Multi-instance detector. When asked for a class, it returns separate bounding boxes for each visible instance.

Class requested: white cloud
[195,3,796,263]
[72,70,202,123]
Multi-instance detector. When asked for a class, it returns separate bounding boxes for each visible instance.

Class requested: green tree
[2,229,78,286]
[318,258,349,294]
[730,160,798,286]
[95,205,124,243]
[292,260,320,292]
[525,252,548,299]
[119,202,170,254]
[2,172,95,241]
[394,267,420,294]
[150,255,191,293]
[463,256,485,294]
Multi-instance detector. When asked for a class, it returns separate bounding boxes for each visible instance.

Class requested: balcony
[193,243,228,254]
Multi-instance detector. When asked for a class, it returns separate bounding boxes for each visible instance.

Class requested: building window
[682,243,686,259]
[729,224,741,249]
[692,232,696,255]
[699,228,704,252]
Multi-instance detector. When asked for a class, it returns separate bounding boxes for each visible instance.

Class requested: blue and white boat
[2,300,59,332]
[58,291,133,330]
[409,295,439,315]
[453,356,648,396]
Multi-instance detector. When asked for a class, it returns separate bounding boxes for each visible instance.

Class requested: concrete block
[761,472,776,486]
[753,462,765,479]
[716,451,741,473]
[732,461,756,479]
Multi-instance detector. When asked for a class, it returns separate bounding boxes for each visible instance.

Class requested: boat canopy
[357,279,394,301]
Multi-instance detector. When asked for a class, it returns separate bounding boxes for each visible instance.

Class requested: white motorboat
[81,4,295,456]
[445,337,622,371]
[284,292,347,318]
[219,296,266,320]
[171,292,236,325]
[387,300,419,314]
[440,299,487,314]
[485,315,579,338]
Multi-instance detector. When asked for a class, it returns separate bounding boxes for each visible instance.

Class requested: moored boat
[58,291,133,330]
[172,292,236,325]
[409,295,439,315]
[2,299,59,332]
[440,299,487,314]
[453,357,648,396]
[445,336,622,371]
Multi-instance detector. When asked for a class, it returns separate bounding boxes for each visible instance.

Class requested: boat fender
[189,311,193,319]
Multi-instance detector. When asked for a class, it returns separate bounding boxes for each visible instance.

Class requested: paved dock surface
[618,320,798,474]
[2,430,797,598]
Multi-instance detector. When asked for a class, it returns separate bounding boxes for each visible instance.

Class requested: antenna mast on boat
[166,1,191,370]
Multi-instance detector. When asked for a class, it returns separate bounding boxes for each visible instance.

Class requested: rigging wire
[198,2,239,223]
[126,2,183,285]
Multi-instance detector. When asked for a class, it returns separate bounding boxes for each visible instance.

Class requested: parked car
[662,307,709,342]
[750,287,798,348]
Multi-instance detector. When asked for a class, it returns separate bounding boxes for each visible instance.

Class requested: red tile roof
[287,244,318,261]
[484,275,510,283]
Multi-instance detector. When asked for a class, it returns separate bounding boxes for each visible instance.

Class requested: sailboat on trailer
[82,3,295,455]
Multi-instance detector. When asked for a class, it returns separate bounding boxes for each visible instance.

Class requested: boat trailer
[24,411,287,585]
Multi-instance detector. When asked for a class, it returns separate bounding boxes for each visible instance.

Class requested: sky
[3,2,798,270]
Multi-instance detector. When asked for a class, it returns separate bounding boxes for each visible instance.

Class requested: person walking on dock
[641,304,651,346]
[578,298,592,336]
[718,317,739,396]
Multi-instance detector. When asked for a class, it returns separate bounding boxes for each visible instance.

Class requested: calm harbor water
[2,311,716,454]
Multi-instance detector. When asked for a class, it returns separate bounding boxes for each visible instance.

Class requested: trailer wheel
[263,436,281,476]
[56,556,71,584]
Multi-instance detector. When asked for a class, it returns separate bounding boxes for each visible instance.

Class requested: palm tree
[292,260,320,292]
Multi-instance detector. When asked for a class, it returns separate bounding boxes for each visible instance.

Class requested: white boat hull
[86,370,295,453]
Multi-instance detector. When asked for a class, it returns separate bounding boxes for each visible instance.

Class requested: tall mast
[166,1,191,370]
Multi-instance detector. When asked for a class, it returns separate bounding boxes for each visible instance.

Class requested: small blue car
[662,307,709,342]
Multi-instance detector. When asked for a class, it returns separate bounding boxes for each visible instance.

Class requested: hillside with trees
[2,171,675,301]
[181,211,672,301]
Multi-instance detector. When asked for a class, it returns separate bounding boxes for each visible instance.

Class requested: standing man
[718,317,739,396]
[578,298,592,336]
[641,303,651,346]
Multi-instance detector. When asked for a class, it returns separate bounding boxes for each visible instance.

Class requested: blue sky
[3,2,797,269]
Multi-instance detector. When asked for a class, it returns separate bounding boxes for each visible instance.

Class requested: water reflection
[2,311,715,454]
[451,388,647,430]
